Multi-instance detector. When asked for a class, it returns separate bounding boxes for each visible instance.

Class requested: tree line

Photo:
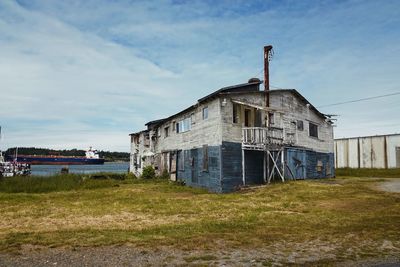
[4,147,130,162]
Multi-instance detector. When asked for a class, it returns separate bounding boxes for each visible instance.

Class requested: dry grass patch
[0,176,399,264]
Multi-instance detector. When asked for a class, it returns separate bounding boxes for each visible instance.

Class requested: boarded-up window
[233,103,240,123]
[178,151,184,171]
[297,120,304,131]
[309,122,318,138]
[202,145,208,171]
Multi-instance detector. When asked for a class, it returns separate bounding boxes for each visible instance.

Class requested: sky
[0,0,399,152]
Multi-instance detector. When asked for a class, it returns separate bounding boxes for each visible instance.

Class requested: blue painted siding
[176,145,222,192]
[286,148,307,179]
[285,148,335,179]
[304,150,335,179]
[221,141,243,192]
[175,143,335,193]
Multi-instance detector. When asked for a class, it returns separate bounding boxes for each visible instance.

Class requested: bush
[141,166,155,179]
[159,170,169,179]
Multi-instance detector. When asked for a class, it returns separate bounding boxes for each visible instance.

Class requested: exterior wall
[220,141,243,192]
[334,134,400,169]
[155,98,223,153]
[129,131,154,176]
[220,91,334,154]
[269,92,334,153]
[176,145,222,192]
[387,135,400,168]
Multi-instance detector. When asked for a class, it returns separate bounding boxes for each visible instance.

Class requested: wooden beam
[242,148,245,186]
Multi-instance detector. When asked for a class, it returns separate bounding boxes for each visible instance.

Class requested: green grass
[336,168,400,178]
[0,175,399,263]
[0,173,132,193]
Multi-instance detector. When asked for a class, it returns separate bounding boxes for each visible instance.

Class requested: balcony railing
[242,127,284,150]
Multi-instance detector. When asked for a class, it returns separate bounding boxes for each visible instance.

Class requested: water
[31,162,130,176]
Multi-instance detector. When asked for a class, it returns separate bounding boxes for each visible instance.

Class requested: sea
[30,162,130,176]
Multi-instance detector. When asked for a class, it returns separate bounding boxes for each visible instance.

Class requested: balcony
[242,127,284,150]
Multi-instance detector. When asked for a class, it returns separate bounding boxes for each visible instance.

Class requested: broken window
[233,103,240,123]
[297,120,304,131]
[309,122,318,138]
[268,112,274,125]
[202,106,208,120]
[164,126,169,137]
[202,145,208,171]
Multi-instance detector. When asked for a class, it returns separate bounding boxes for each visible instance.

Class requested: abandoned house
[129,46,335,192]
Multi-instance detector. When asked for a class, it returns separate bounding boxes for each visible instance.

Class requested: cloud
[0,0,399,151]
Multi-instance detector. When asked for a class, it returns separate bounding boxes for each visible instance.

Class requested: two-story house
[129,78,335,193]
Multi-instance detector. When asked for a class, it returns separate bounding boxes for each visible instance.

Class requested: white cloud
[0,0,399,151]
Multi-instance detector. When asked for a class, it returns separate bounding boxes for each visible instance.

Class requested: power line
[317,92,400,108]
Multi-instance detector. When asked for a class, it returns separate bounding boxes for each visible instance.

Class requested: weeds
[336,168,400,178]
[0,173,128,193]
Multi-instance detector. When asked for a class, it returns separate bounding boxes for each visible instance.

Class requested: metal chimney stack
[264,45,273,108]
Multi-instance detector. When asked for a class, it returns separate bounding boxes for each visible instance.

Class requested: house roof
[197,80,262,103]
[219,89,328,120]
[135,80,328,133]
[142,80,263,127]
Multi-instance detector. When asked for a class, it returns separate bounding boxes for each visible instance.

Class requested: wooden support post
[281,148,285,182]
[267,150,270,183]
[242,148,245,186]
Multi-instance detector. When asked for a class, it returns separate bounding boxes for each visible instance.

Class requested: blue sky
[0,0,399,152]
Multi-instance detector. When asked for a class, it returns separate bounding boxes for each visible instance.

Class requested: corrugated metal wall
[334,134,400,168]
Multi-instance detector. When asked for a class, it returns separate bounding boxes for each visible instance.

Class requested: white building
[335,134,400,169]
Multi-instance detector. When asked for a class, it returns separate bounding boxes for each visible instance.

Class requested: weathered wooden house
[129,46,335,192]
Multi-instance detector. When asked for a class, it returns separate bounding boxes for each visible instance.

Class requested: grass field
[336,168,400,178]
[0,174,399,264]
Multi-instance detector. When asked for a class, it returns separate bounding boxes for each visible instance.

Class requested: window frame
[309,122,319,138]
[202,106,208,120]
[164,126,169,138]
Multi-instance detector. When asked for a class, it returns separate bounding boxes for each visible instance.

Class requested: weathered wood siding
[176,145,222,192]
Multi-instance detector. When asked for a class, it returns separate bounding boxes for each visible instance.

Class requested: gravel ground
[0,244,399,267]
[378,179,400,193]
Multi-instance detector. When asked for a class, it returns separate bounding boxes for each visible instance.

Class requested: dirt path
[0,243,399,267]
[377,179,400,193]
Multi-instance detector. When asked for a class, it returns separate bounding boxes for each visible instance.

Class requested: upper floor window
[202,106,208,120]
[297,120,304,131]
[164,126,169,137]
[177,117,191,133]
[233,103,240,123]
[309,122,318,138]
